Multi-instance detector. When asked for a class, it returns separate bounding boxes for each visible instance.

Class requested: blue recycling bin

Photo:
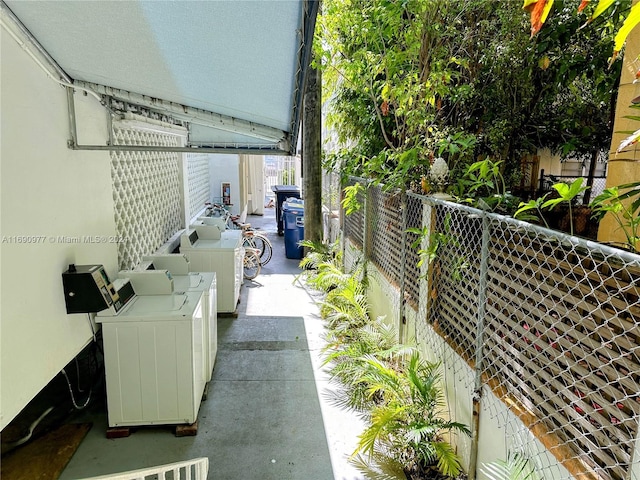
[282,199,304,259]
[272,185,301,236]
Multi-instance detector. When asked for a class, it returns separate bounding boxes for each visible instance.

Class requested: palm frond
[404,424,439,444]
[432,441,463,478]
[480,452,541,480]
[349,452,406,480]
[357,404,407,456]
[360,355,405,400]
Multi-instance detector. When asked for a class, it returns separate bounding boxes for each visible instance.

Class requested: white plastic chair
[77,457,209,480]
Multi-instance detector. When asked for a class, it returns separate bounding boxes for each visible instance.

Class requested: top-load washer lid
[95,291,204,323]
[127,293,187,312]
[189,274,203,289]
[185,229,242,250]
[172,274,203,291]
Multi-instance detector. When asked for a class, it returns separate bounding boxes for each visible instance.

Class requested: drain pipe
[468,212,490,480]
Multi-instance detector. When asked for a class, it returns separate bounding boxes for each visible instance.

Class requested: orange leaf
[381,100,389,116]
[578,0,589,13]
[526,0,554,37]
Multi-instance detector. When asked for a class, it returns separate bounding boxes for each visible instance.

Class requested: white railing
[264,155,302,198]
[77,457,209,480]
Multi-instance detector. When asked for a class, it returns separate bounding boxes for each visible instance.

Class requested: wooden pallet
[106,421,198,439]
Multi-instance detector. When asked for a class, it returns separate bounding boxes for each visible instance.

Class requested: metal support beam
[74,81,290,148]
[65,84,288,155]
[67,142,289,155]
[66,86,78,148]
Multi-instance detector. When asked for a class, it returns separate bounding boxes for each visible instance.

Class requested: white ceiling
[3,0,317,154]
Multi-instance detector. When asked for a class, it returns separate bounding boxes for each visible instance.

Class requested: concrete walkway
[60,208,365,480]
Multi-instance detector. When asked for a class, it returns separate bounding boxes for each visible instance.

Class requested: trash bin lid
[272,185,300,194]
[283,199,304,213]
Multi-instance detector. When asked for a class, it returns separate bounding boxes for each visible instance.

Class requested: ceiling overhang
[2,0,319,155]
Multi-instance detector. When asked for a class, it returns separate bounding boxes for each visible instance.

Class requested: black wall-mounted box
[62,264,113,314]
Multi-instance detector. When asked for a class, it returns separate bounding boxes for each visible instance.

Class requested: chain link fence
[342,177,366,250]
[342,178,640,480]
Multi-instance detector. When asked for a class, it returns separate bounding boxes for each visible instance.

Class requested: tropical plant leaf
[589,182,640,252]
[480,451,541,480]
[614,1,640,55]
[514,198,545,219]
[349,452,406,480]
[342,182,365,215]
[577,0,589,13]
[541,178,587,210]
[617,128,640,153]
[523,0,555,37]
[433,441,463,477]
[588,0,615,22]
[357,405,404,455]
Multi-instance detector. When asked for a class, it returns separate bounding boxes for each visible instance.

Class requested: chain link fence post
[468,212,491,480]
[363,180,370,261]
[339,174,346,264]
[398,190,408,343]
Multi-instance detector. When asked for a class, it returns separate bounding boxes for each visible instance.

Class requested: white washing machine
[179,226,243,314]
[96,291,207,428]
[134,256,218,381]
[172,272,217,381]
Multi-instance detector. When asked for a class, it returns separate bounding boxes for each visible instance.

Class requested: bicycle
[203,203,233,227]
[241,228,273,266]
[243,247,261,280]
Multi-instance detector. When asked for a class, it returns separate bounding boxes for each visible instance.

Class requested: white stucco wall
[209,154,241,215]
[1,28,118,429]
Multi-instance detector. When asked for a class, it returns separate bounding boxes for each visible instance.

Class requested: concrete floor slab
[218,315,308,344]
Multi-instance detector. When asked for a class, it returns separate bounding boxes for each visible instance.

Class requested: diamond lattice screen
[111,125,184,270]
[186,153,211,221]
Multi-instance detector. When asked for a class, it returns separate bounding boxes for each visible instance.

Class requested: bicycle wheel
[251,233,273,265]
[243,249,261,280]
